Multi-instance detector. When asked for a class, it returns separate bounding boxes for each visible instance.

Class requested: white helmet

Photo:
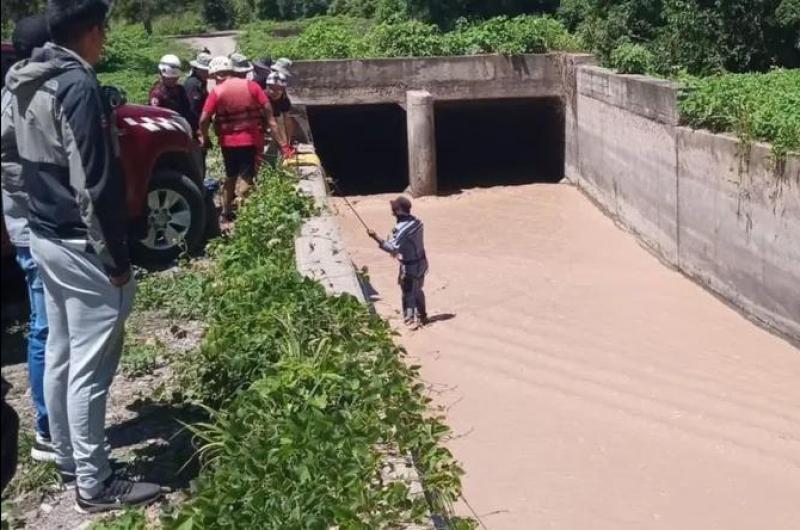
[271,57,292,77]
[266,71,288,87]
[208,56,234,76]
[158,54,182,78]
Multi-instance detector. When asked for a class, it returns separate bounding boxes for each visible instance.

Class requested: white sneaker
[31,433,58,463]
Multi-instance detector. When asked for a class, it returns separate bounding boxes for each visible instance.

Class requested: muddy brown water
[334,184,800,530]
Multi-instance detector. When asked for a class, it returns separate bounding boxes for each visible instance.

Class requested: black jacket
[183,72,207,132]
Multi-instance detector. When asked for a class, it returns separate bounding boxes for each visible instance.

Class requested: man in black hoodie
[3,0,160,512]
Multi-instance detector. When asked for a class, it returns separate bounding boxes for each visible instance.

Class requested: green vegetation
[89,510,148,530]
[609,41,654,75]
[121,338,163,378]
[3,433,60,499]
[128,167,471,528]
[559,0,799,76]
[97,24,191,104]
[679,69,800,156]
[240,14,578,59]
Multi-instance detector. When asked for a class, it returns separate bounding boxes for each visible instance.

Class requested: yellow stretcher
[282,153,321,168]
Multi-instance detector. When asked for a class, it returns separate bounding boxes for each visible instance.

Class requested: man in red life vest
[198,56,295,221]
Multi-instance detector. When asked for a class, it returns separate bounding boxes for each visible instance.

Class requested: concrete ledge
[290,53,563,105]
[677,128,800,339]
[577,66,681,125]
[294,161,366,302]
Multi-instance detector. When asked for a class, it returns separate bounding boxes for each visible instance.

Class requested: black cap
[390,196,412,213]
[253,56,273,71]
[47,0,111,33]
[12,14,51,59]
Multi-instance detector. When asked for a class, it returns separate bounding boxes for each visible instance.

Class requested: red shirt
[203,79,269,148]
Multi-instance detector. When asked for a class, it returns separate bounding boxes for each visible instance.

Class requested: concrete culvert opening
[307,104,408,195]
[435,98,565,191]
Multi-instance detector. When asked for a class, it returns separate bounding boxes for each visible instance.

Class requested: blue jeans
[15,246,50,438]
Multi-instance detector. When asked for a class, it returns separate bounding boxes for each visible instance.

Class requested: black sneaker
[75,477,162,514]
[58,468,77,490]
[31,433,58,463]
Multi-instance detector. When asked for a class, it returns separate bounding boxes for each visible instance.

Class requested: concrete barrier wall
[570,64,800,340]
[677,130,800,338]
[573,66,682,262]
[290,54,563,106]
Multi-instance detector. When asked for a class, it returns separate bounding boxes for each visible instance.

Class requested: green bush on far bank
[679,69,800,157]
[239,14,579,59]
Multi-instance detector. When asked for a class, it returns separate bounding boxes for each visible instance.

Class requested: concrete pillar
[406,90,437,197]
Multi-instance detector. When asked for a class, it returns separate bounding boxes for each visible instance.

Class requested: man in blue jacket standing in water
[368,196,429,329]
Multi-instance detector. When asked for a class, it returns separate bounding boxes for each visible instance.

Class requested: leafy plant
[609,41,654,74]
[679,69,800,157]
[367,19,446,57]
[152,11,208,36]
[137,167,470,528]
[89,510,148,530]
[121,338,164,378]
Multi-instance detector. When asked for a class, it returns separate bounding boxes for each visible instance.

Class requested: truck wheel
[130,170,207,267]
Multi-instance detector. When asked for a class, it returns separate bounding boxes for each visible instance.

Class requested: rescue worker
[198,56,295,221]
[265,71,295,145]
[183,51,211,132]
[368,197,429,329]
[229,52,253,79]
[252,56,273,89]
[7,0,161,510]
[1,14,53,464]
[149,54,192,123]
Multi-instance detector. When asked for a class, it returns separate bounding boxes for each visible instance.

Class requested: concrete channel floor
[333,183,800,530]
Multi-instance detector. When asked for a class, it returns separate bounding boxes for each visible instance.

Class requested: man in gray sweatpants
[5,0,160,512]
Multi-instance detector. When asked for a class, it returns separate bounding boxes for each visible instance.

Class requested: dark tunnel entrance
[307,104,409,195]
[435,98,565,191]
[307,97,565,195]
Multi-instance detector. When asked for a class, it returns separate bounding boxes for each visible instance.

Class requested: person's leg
[237,146,257,199]
[221,147,237,217]
[400,275,416,323]
[30,235,74,472]
[60,246,136,499]
[415,276,427,323]
[14,247,50,439]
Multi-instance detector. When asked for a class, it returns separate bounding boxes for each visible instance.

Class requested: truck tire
[130,170,207,267]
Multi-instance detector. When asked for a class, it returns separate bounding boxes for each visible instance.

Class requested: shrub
[97,24,192,103]
[152,11,208,36]
[151,167,471,528]
[679,69,800,157]
[367,19,446,57]
[443,15,579,55]
[609,41,654,74]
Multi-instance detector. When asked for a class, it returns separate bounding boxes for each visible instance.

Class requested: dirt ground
[1,308,204,529]
[334,184,800,530]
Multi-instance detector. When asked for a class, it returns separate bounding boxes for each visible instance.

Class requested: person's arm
[178,86,195,131]
[368,227,401,256]
[60,77,130,284]
[185,80,203,131]
[148,83,161,107]
[198,89,217,148]
[251,82,292,155]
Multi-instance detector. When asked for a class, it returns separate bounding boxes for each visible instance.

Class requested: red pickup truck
[1,42,211,267]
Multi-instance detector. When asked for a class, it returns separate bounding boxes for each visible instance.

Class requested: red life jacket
[212,78,264,138]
